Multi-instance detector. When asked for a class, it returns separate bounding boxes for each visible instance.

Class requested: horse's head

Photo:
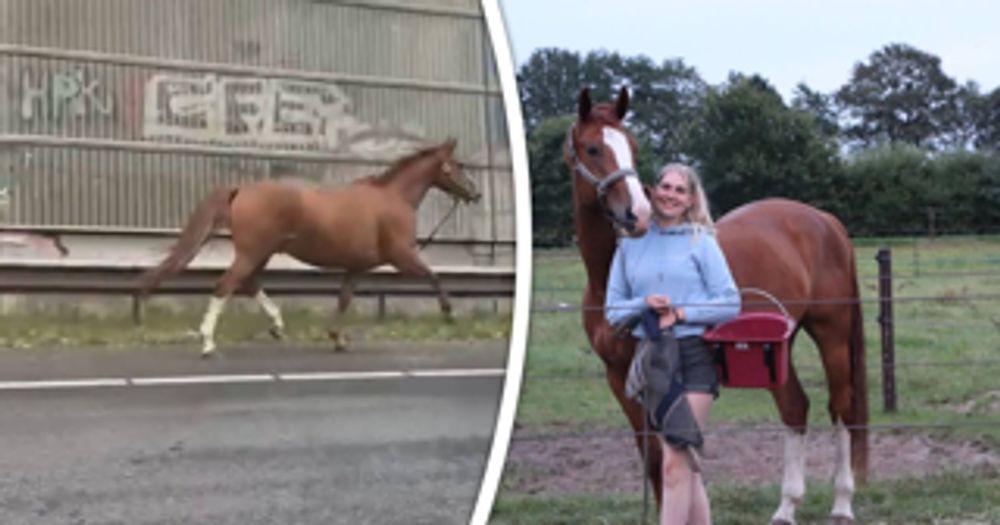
[432,138,481,204]
[566,86,651,238]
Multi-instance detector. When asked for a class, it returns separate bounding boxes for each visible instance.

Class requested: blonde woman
[605,163,740,524]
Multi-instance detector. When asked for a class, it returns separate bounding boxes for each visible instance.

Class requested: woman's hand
[645,294,672,312]
[657,308,678,329]
[646,294,679,329]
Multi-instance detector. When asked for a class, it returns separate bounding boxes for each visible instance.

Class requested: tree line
[521,43,1000,246]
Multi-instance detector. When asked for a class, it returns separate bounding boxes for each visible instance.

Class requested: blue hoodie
[605,222,741,339]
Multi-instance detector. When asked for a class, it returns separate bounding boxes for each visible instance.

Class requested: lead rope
[416,196,460,251]
[739,286,791,318]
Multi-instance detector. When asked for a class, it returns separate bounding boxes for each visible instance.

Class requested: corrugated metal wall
[0,0,12,224]
[0,0,512,246]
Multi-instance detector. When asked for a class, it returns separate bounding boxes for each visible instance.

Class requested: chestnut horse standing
[138,139,480,356]
[565,87,868,524]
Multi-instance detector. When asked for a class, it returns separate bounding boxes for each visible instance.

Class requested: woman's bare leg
[659,435,694,525]
[686,392,714,525]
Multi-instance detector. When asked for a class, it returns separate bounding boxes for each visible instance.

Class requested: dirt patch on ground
[948,390,1000,415]
[505,424,1000,494]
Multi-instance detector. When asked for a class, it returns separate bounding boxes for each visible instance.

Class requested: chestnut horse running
[138,139,480,356]
[565,87,868,524]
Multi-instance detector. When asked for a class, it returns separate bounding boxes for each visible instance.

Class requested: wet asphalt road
[0,341,508,525]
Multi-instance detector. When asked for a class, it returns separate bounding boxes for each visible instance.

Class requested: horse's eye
[585,145,601,157]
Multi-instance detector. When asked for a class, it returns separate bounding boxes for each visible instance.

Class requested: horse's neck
[387,161,435,208]
[575,201,628,362]
[574,199,617,302]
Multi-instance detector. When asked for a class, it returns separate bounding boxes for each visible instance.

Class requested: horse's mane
[362,144,442,186]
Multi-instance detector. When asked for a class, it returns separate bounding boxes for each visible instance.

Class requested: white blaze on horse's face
[602,127,651,232]
[602,127,634,171]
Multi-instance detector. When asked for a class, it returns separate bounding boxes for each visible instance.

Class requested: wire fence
[511,419,1000,443]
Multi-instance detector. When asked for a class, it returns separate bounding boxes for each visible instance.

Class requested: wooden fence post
[876,247,897,412]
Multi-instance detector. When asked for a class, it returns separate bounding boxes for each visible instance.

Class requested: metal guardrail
[0,259,515,322]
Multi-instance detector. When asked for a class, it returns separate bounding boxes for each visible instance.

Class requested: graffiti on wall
[142,73,425,156]
[20,70,115,121]
[8,68,429,157]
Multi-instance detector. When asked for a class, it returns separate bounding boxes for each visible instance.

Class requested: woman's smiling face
[651,170,692,225]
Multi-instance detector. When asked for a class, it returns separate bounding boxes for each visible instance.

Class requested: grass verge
[0,306,511,348]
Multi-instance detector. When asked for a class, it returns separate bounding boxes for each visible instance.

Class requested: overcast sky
[497,0,1000,101]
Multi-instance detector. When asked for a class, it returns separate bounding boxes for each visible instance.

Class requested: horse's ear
[615,86,630,120]
[577,87,592,121]
[442,137,457,154]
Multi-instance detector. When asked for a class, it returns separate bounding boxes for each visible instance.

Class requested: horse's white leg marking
[771,429,806,524]
[199,296,228,356]
[254,290,284,335]
[831,419,856,520]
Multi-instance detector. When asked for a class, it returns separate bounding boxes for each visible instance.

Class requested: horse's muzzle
[623,209,638,232]
[460,186,482,204]
[617,209,649,238]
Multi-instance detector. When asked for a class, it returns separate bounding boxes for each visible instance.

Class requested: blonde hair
[656,163,716,234]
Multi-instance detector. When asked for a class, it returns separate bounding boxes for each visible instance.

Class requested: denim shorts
[677,336,720,397]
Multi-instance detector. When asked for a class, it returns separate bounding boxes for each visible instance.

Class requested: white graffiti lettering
[20,70,114,121]
[142,73,424,156]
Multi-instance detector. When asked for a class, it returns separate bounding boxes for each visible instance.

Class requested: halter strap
[565,124,639,199]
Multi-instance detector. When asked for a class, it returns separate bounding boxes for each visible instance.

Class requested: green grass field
[497,236,1000,523]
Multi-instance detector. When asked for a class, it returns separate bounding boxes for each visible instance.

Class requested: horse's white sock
[772,428,806,524]
[255,290,284,331]
[199,296,228,355]
[831,420,855,519]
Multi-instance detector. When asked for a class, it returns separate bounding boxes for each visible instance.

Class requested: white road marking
[409,368,505,378]
[0,368,506,391]
[131,374,275,386]
[0,378,128,390]
[278,371,407,381]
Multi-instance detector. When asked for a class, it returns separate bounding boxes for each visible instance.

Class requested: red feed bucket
[702,311,795,388]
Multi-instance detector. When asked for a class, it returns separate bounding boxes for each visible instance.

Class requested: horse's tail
[136,187,238,298]
[848,239,870,484]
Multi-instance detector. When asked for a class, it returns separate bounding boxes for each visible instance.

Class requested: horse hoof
[200,349,216,359]
[771,520,794,525]
[268,326,284,340]
[328,330,349,352]
[828,515,854,525]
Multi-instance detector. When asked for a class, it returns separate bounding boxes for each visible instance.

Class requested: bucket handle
[738,287,791,319]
